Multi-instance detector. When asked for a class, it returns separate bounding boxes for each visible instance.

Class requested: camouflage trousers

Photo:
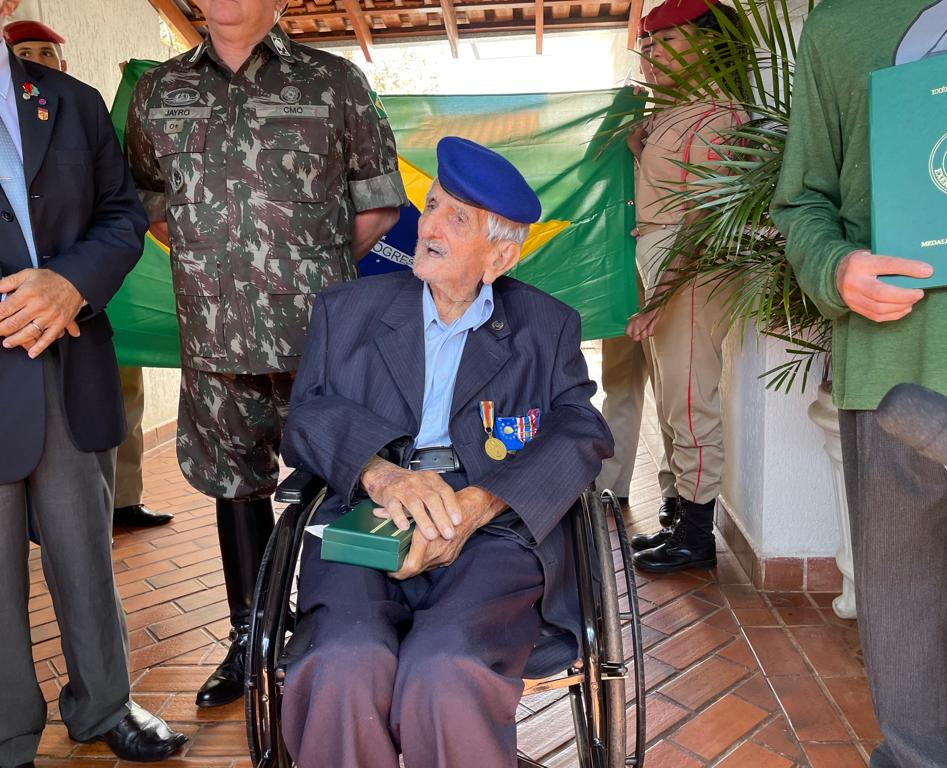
[177,367,295,500]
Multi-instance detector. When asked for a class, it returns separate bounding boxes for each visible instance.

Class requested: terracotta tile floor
[27,349,879,767]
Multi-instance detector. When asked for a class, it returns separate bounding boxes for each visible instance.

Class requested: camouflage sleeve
[125,71,168,222]
[340,61,407,213]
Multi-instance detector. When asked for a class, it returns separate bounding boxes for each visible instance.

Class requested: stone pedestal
[807,383,857,619]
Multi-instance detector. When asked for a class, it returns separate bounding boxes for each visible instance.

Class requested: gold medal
[480,400,508,461]
[484,436,508,461]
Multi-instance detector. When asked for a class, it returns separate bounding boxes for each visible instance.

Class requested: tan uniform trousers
[598,277,677,499]
[114,367,145,509]
[639,227,727,505]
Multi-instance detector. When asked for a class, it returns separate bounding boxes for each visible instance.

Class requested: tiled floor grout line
[759,591,873,765]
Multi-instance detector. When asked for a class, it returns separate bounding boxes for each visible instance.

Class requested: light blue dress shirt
[414,281,494,449]
[0,44,37,277]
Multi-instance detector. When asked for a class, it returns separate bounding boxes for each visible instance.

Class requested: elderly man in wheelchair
[276,137,618,768]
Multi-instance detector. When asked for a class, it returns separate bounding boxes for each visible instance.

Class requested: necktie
[0,114,38,269]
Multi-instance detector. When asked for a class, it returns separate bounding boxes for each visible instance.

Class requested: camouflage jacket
[125,26,407,374]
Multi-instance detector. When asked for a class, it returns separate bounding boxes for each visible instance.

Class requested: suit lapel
[450,283,512,421]
[374,279,426,428]
[11,54,56,188]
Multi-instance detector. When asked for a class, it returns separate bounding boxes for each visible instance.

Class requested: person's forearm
[351,207,400,261]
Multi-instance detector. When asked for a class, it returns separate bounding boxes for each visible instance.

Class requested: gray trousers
[839,409,947,768]
[0,353,130,764]
[281,530,545,768]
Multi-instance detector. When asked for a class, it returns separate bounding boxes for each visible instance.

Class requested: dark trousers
[839,409,947,768]
[281,527,545,768]
[0,353,130,764]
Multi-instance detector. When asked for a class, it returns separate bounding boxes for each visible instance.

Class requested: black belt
[408,446,464,473]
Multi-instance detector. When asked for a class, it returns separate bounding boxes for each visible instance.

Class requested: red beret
[640,0,719,35]
[3,20,66,47]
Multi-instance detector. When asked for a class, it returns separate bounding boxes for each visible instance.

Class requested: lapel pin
[491,320,504,331]
[38,98,47,106]
[37,107,49,121]
[22,82,39,101]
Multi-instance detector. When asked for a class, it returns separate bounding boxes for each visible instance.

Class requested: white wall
[12,0,182,433]
[720,333,839,559]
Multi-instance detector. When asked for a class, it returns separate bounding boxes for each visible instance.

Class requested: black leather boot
[657,495,680,527]
[195,497,274,708]
[633,498,717,573]
[631,496,681,551]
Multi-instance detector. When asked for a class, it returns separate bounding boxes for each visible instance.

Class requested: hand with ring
[0,268,83,357]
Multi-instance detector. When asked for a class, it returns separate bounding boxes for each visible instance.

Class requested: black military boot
[657,495,680,527]
[195,497,275,708]
[633,498,717,573]
[631,496,681,551]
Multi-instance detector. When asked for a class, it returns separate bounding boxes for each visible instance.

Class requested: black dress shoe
[94,702,186,761]
[114,504,173,527]
[657,496,680,527]
[195,627,248,708]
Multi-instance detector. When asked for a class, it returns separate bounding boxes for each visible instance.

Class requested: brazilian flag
[108,60,640,368]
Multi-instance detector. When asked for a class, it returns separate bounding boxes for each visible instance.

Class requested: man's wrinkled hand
[836,249,932,322]
[0,269,83,358]
[387,486,504,580]
[361,456,462,542]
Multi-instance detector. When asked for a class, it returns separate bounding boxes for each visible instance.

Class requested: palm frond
[627,0,827,392]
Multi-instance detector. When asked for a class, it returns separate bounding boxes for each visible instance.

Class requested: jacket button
[1,211,12,222]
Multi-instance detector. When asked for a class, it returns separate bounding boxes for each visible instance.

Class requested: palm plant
[632,0,826,392]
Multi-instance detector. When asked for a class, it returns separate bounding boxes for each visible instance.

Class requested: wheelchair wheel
[246,476,326,768]
[570,491,628,768]
[602,489,646,767]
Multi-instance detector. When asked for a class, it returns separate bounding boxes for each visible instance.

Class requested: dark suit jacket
[282,271,614,647]
[0,52,148,483]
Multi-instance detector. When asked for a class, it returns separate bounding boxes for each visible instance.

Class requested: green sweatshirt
[772,0,947,410]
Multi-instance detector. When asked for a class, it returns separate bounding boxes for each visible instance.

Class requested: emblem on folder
[930,132,947,195]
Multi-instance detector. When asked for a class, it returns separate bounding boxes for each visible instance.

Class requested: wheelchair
[245,470,646,768]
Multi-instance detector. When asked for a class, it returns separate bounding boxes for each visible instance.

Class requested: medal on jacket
[479,400,507,461]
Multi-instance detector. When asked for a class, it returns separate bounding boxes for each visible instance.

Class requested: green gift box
[321,500,414,571]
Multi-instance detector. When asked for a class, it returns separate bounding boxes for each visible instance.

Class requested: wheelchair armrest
[275,470,327,505]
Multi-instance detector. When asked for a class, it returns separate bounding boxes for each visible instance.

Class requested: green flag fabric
[108,60,180,367]
[107,60,639,367]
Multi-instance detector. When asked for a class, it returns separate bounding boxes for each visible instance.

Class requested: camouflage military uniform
[126,26,407,499]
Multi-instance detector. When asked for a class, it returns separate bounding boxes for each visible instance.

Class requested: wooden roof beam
[535,0,544,54]
[145,0,203,48]
[440,0,461,58]
[627,0,644,50]
[339,0,375,61]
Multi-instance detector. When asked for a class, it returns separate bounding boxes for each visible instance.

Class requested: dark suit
[0,51,148,763]
[280,271,613,767]
[0,53,146,483]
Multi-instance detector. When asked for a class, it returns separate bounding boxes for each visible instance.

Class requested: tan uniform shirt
[636,101,741,227]
[634,100,742,290]
[126,27,407,375]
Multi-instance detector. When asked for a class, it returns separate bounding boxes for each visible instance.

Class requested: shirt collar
[422,282,495,334]
[182,25,295,70]
[0,46,13,104]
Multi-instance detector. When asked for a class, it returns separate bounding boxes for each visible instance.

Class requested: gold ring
[29,320,43,334]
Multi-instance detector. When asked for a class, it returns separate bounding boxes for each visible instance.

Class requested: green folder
[321,500,415,572]
[871,54,947,288]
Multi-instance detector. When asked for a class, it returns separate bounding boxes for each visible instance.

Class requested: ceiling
[147,0,642,60]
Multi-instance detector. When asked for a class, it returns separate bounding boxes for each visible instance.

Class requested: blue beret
[435,136,542,224]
